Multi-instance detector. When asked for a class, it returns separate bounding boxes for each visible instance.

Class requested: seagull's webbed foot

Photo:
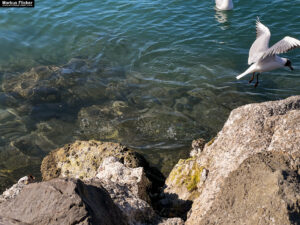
[254,73,260,88]
[249,72,255,83]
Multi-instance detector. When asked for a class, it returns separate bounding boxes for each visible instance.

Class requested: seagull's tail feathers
[236,65,256,80]
[236,72,248,80]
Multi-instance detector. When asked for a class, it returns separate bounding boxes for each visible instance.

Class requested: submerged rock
[2,66,61,103]
[0,178,126,225]
[132,107,201,142]
[0,108,28,146]
[182,95,300,224]
[10,118,75,157]
[77,101,131,141]
[2,58,106,108]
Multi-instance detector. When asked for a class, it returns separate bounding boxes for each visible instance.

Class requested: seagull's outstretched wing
[248,18,271,65]
[261,36,300,59]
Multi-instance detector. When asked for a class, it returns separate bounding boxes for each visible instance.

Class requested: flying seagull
[236,18,300,87]
[215,0,233,10]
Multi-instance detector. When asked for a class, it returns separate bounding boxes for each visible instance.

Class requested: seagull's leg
[254,73,260,88]
[249,72,255,83]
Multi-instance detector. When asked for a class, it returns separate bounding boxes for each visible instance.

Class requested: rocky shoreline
[1,95,300,224]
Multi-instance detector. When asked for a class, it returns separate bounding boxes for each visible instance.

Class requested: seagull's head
[285,59,294,71]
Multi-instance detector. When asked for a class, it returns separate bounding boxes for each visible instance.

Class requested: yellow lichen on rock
[186,163,204,192]
[165,156,206,200]
[41,140,148,181]
[206,137,215,147]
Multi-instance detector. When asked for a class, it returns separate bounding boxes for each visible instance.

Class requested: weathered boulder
[96,156,151,203]
[0,216,29,225]
[164,138,207,201]
[94,157,156,224]
[160,96,300,223]
[0,178,126,225]
[42,140,145,180]
[183,95,300,224]
[41,140,165,201]
[199,151,300,225]
[41,140,162,180]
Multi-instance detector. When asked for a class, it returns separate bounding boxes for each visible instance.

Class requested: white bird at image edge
[236,18,300,87]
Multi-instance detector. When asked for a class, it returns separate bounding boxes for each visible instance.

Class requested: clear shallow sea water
[0,0,300,191]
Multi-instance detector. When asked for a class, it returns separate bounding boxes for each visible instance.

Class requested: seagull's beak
[289,65,294,71]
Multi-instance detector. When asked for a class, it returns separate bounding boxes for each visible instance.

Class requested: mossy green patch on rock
[166,157,205,199]
[186,163,204,192]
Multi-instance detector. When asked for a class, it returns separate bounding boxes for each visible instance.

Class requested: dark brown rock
[0,178,127,225]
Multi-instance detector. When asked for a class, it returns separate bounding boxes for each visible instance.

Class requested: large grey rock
[185,96,300,224]
[199,151,300,225]
[96,157,151,203]
[0,216,29,225]
[0,178,127,225]
[95,157,156,224]
[159,96,300,224]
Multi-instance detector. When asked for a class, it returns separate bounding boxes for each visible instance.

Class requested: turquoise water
[1,0,300,191]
